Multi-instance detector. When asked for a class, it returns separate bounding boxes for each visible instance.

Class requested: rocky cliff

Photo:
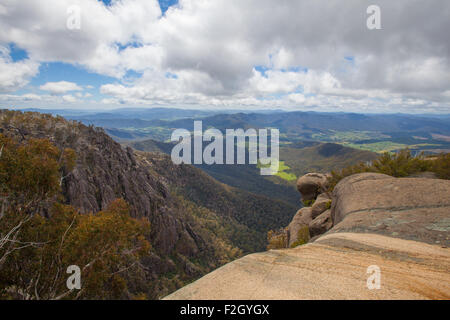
[165,172,450,299]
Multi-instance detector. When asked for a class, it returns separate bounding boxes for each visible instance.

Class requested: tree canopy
[0,134,151,300]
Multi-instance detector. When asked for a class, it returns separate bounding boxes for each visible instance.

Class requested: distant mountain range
[14,107,286,121]
[37,108,449,154]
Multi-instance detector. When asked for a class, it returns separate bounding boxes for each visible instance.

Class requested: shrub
[302,199,315,207]
[371,149,431,177]
[327,149,443,191]
[267,229,288,250]
[0,134,151,300]
[432,153,450,180]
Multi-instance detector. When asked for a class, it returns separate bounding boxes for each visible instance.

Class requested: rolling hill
[55,109,450,154]
[127,138,378,205]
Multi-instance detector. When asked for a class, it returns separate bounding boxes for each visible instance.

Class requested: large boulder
[331,173,450,246]
[287,208,312,247]
[309,209,333,238]
[316,192,331,202]
[296,173,329,201]
[311,197,332,219]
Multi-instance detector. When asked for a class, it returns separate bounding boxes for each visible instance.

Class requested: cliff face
[165,172,450,300]
[139,151,297,252]
[0,110,214,297]
[1,111,180,249]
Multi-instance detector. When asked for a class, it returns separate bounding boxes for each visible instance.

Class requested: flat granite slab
[164,233,450,300]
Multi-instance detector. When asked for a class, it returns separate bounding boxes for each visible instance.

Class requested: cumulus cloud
[0,92,100,110]
[40,81,83,94]
[62,94,77,103]
[0,0,449,112]
[0,46,39,92]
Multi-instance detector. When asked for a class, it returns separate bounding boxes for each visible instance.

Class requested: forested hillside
[128,138,378,204]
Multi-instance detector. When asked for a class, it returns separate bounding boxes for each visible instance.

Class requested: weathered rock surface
[311,198,331,219]
[164,232,450,300]
[330,173,450,246]
[288,196,332,246]
[165,173,450,300]
[296,173,329,201]
[287,208,312,247]
[316,192,332,202]
[309,209,333,238]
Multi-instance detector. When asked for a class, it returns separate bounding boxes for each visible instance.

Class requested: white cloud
[0,46,39,92]
[0,0,164,76]
[288,93,306,104]
[62,94,77,103]
[40,81,83,94]
[0,0,449,112]
[22,93,42,101]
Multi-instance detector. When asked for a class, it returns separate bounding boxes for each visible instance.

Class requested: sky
[0,0,449,113]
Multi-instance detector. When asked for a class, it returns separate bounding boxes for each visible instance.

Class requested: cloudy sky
[0,0,449,113]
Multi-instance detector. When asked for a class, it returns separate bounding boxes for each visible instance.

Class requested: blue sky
[4,1,180,105]
[101,0,178,13]
[0,0,449,113]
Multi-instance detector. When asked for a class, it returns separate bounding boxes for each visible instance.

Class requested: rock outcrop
[296,173,329,201]
[330,173,450,246]
[287,208,312,247]
[287,174,333,246]
[291,171,450,247]
[309,209,332,238]
[311,196,331,219]
[165,172,450,300]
